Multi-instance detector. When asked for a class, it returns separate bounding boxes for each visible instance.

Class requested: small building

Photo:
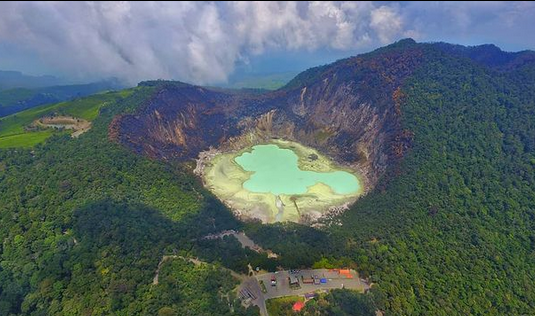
[302,275,314,284]
[339,269,354,279]
[292,301,305,312]
[289,275,300,288]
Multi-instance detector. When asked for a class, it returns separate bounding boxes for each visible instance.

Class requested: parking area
[238,268,370,316]
[238,276,268,315]
[256,269,369,300]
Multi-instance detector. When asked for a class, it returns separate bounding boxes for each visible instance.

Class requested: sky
[0,1,534,85]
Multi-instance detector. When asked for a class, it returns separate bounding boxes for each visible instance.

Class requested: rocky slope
[110,39,535,191]
[110,40,432,191]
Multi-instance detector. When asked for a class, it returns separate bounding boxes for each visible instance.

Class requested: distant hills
[0,70,67,90]
[218,71,299,90]
[0,76,125,118]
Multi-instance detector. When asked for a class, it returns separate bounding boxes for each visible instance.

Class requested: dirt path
[152,255,245,286]
[202,230,279,258]
[152,255,206,285]
[153,255,177,285]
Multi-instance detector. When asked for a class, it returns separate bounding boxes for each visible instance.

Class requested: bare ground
[34,115,92,138]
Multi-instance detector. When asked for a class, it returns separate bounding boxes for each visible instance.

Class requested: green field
[62,89,133,120]
[0,131,55,148]
[0,89,133,148]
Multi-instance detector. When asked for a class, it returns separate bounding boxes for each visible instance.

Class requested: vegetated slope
[433,41,535,70]
[341,46,535,315]
[0,79,124,118]
[0,87,258,316]
[0,90,132,148]
[246,42,535,315]
[107,40,535,315]
[110,40,535,315]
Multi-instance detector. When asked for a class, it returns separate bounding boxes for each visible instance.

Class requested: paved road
[238,276,268,316]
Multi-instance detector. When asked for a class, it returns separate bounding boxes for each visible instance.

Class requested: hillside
[0,90,132,148]
[1,39,535,315]
[0,86,259,316]
[0,79,125,118]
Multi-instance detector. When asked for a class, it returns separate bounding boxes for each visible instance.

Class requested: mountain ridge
[110,39,432,191]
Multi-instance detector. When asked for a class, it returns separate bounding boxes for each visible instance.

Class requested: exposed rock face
[110,40,425,190]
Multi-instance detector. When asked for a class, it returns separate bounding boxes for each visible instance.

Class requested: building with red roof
[292,301,305,312]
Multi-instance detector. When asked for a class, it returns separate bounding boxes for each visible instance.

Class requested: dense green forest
[248,44,535,315]
[1,41,535,315]
[0,87,256,315]
[337,46,535,315]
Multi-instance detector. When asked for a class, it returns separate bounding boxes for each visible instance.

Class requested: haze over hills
[0,78,125,118]
[217,71,298,90]
[0,70,68,90]
[1,38,535,316]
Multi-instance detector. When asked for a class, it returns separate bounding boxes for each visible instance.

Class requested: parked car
[271,274,277,286]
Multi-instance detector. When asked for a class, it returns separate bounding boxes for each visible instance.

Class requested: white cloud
[370,5,404,44]
[0,1,533,84]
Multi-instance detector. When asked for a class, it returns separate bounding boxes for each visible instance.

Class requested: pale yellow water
[235,144,360,195]
[202,139,363,223]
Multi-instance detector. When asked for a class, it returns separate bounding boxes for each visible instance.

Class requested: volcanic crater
[109,41,421,223]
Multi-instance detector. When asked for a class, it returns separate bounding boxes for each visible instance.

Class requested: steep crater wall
[110,45,424,192]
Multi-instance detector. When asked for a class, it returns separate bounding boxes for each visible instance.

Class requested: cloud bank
[0,1,534,85]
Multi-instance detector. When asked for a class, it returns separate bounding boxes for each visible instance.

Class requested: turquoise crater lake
[234,144,360,195]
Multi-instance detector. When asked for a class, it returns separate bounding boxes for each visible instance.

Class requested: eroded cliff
[110,40,424,193]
